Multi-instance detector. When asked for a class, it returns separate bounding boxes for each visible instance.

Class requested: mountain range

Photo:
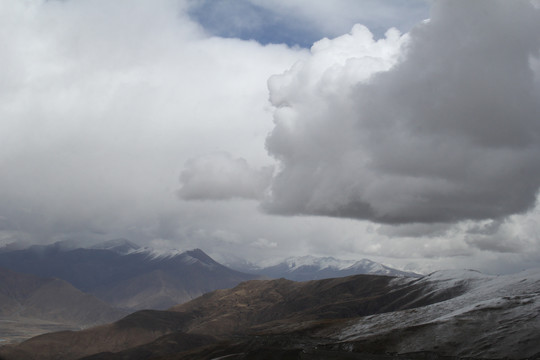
[0,240,418,313]
[0,240,258,311]
[0,239,423,346]
[1,268,539,359]
[232,255,420,280]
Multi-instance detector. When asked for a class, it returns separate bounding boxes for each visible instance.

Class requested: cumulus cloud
[264,0,540,224]
[178,153,273,200]
[4,0,540,275]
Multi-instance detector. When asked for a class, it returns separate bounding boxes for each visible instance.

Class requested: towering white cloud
[0,0,303,243]
[265,0,540,224]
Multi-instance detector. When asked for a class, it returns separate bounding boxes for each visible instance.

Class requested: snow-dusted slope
[337,268,540,358]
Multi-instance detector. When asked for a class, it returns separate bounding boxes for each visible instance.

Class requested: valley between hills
[0,240,539,359]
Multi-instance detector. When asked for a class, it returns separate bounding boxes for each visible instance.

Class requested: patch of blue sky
[187,0,321,48]
[187,0,429,48]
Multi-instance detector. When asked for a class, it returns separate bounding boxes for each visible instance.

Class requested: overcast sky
[2,0,540,275]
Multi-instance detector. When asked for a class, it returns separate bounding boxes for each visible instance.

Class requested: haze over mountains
[1,239,539,359]
[7,238,538,359]
[0,240,258,311]
[0,267,127,343]
[1,268,539,360]
[0,239,417,310]
[0,239,422,344]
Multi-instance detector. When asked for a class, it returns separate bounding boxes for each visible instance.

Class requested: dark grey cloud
[465,220,504,237]
[465,235,527,254]
[264,0,540,224]
[463,212,540,254]
[464,219,528,254]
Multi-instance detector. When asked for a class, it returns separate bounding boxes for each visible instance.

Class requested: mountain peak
[0,243,257,312]
[183,248,220,267]
[185,248,214,261]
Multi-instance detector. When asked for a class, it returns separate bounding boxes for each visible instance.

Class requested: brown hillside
[0,267,127,343]
[0,274,461,360]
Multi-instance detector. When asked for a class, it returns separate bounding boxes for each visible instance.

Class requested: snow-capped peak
[283,255,358,271]
[280,255,415,276]
[131,246,185,259]
[129,247,218,269]
[244,255,421,281]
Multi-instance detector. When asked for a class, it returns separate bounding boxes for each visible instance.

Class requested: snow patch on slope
[132,247,185,260]
[129,247,219,270]
[89,240,219,270]
[339,268,540,346]
[271,255,414,275]
[284,255,357,271]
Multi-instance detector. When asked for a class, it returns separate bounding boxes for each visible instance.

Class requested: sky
[1,0,540,275]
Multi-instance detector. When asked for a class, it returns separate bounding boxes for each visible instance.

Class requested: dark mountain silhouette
[3,269,538,360]
[0,242,258,310]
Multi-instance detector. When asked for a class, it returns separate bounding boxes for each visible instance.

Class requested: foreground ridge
[1,269,539,359]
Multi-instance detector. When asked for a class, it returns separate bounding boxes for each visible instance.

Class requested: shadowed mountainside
[0,243,258,310]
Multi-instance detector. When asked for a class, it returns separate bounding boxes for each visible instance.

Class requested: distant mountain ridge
[0,267,127,343]
[0,267,125,324]
[89,238,141,254]
[233,255,420,281]
[0,241,258,310]
[0,240,419,312]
